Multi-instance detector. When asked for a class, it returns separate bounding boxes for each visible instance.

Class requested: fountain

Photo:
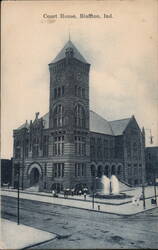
[101,175,110,194]
[111,175,119,194]
[95,175,127,199]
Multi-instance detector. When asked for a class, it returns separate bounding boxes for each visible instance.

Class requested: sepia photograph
[1,0,158,249]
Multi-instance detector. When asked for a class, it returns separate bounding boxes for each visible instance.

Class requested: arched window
[117,165,121,175]
[75,104,86,128]
[53,104,64,128]
[104,165,109,176]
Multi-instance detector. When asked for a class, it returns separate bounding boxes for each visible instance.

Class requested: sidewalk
[0,219,56,249]
[1,189,158,216]
[2,185,157,205]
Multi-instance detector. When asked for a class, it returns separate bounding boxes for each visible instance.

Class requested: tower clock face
[61,74,66,81]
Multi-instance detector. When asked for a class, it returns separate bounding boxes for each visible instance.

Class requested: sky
[1,0,158,159]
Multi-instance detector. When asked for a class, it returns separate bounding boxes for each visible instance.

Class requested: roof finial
[68,25,71,41]
[69,30,71,41]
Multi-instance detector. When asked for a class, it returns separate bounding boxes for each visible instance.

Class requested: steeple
[50,40,88,64]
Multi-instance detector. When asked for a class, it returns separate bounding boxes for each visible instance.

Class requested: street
[1,195,158,249]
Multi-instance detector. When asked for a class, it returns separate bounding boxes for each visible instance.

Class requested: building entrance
[30,168,40,186]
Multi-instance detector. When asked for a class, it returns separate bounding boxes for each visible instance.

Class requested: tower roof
[50,40,88,64]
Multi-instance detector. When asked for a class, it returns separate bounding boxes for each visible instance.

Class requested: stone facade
[12,40,146,192]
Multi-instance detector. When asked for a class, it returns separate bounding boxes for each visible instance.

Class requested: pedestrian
[79,190,82,196]
[52,190,55,197]
[84,192,86,200]
[64,190,66,198]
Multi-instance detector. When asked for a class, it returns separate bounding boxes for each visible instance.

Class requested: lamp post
[92,175,95,209]
[92,175,98,209]
[153,167,157,205]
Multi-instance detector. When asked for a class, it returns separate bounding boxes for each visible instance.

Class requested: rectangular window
[75,142,77,154]
[58,87,61,97]
[54,143,57,155]
[44,165,47,176]
[53,136,64,156]
[62,86,65,96]
[75,85,77,96]
[52,165,54,180]
[82,164,84,176]
[62,163,64,177]
[25,146,29,158]
[78,164,80,176]
[58,163,61,177]
[75,163,77,177]
[57,143,60,155]
[84,164,86,176]
[79,143,81,155]
[54,164,57,177]
[139,168,142,175]
[62,143,64,155]
[43,136,49,157]
[54,88,57,99]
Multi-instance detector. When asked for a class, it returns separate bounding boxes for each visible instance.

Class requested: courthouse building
[12,40,146,192]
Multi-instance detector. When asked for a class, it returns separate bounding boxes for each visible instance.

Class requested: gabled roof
[90,110,113,135]
[50,40,88,64]
[17,121,29,130]
[109,118,131,136]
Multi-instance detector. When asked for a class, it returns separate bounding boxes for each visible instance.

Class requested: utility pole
[21,128,26,190]
[153,164,157,205]
[17,163,20,225]
[142,184,146,209]
[141,127,146,210]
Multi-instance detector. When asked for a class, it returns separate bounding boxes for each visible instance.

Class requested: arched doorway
[104,165,109,176]
[30,168,40,186]
[117,165,122,176]
[97,165,103,178]
[28,163,42,188]
[111,165,116,175]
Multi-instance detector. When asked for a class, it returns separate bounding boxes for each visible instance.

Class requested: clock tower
[48,40,91,189]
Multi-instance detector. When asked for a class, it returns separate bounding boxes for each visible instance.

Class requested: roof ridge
[109,117,131,123]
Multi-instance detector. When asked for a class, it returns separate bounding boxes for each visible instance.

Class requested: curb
[21,236,57,250]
